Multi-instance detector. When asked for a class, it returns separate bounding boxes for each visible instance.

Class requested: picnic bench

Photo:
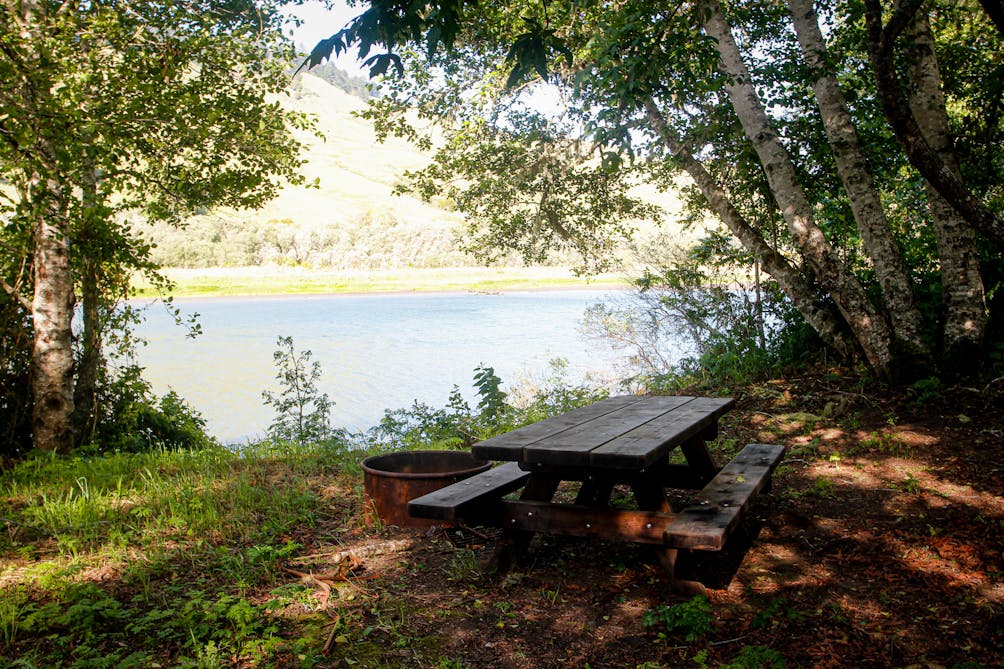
[408,395,785,592]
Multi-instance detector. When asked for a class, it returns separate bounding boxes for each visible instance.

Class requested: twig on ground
[321,612,341,655]
[458,523,491,540]
[288,538,414,565]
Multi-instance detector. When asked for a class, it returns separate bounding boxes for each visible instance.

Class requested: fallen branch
[321,612,341,656]
[289,538,414,566]
[284,567,335,609]
[458,523,491,540]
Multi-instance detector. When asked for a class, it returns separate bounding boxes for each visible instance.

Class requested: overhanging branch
[863,0,1004,248]
[1,275,32,312]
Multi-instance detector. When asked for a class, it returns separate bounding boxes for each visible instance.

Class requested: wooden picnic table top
[471,395,734,471]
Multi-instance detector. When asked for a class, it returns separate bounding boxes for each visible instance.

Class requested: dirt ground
[289,372,1004,668]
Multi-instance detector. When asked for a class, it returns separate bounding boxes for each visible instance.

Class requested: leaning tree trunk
[789,0,930,375]
[31,176,76,454]
[643,99,858,360]
[904,7,987,376]
[702,0,896,377]
[863,0,1004,248]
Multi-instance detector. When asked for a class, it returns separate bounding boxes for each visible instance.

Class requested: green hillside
[141,68,688,275]
[143,70,473,269]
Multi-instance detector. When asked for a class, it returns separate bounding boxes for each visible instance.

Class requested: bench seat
[664,443,785,551]
[408,462,532,522]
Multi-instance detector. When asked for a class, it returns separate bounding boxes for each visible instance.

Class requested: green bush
[87,363,215,454]
[641,595,715,641]
[584,233,822,390]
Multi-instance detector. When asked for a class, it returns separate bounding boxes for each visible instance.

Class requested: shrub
[641,595,715,641]
[261,336,335,443]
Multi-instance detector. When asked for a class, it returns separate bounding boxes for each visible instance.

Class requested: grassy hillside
[142,70,693,277]
[143,72,473,270]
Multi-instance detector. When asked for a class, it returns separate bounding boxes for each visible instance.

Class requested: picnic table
[408,395,785,592]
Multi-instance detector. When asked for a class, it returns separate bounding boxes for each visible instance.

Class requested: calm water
[132,290,628,442]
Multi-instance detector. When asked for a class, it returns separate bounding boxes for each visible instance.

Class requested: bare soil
[288,372,1004,668]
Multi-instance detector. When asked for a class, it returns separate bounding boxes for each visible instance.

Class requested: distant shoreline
[131,265,633,299]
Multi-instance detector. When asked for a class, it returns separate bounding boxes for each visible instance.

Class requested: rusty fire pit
[360,450,491,528]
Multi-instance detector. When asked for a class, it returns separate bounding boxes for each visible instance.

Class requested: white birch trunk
[789,0,929,368]
[904,8,986,372]
[31,176,76,453]
[702,0,896,375]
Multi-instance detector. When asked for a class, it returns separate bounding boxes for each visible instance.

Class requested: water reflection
[132,290,625,442]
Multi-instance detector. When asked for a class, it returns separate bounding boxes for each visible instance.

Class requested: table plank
[589,397,735,470]
[522,395,695,467]
[499,500,675,544]
[471,394,644,461]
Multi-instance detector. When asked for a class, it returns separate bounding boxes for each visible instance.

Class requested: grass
[131,265,630,298]
[0,440,368,668]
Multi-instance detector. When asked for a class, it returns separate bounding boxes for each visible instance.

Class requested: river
[131,289,633,443]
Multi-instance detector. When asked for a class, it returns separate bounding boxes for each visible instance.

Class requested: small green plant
[262,336,335,443]
[750,597,805,629]
[0,585,27,649]
[860,430,906,454]
[435,659,468,669]
[908,376,942,406]
[641,595,714,641]
[444,548,480,581]
[721,644,787,668]
[538,586,562,606]
[473,364,508,425]
[806,476,835,498]
[897,473,923,494]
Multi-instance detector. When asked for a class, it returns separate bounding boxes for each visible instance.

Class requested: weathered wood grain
[664,443,786,550]
[407,462,531,522]
[471,395,643,461]
[589,397,735,469]
[522,395,695,467]
[499,500,676,544]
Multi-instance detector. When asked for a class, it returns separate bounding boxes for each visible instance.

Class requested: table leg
[631,475,708,595]
[575,477,616,506]
[656,548,707,597]
[491,473,560,572]
[680,434,719,485]
[630,477,671,513]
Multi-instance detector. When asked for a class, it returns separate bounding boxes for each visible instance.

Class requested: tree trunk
[73,257,101,445]
[72,167,103,445]
[31,176,76,454]
[789,0,930,374]
[643,99,858,360]
[702,0,897,377]
[863,0,1004,248]
[904,8,987,375]
[978,0,1004,37]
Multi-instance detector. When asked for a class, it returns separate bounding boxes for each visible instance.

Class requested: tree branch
[863,0,1004,248]
[642,97,858,360]
[1,275,32,312]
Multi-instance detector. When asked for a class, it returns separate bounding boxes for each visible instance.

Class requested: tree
[1,0,311,452]
[307,0,1002,380]
[262,336,335,443]
[864,0,1004,247]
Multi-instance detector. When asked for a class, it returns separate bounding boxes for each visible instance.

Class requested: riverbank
[3,374,1001,667]
[131,266,631,298]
